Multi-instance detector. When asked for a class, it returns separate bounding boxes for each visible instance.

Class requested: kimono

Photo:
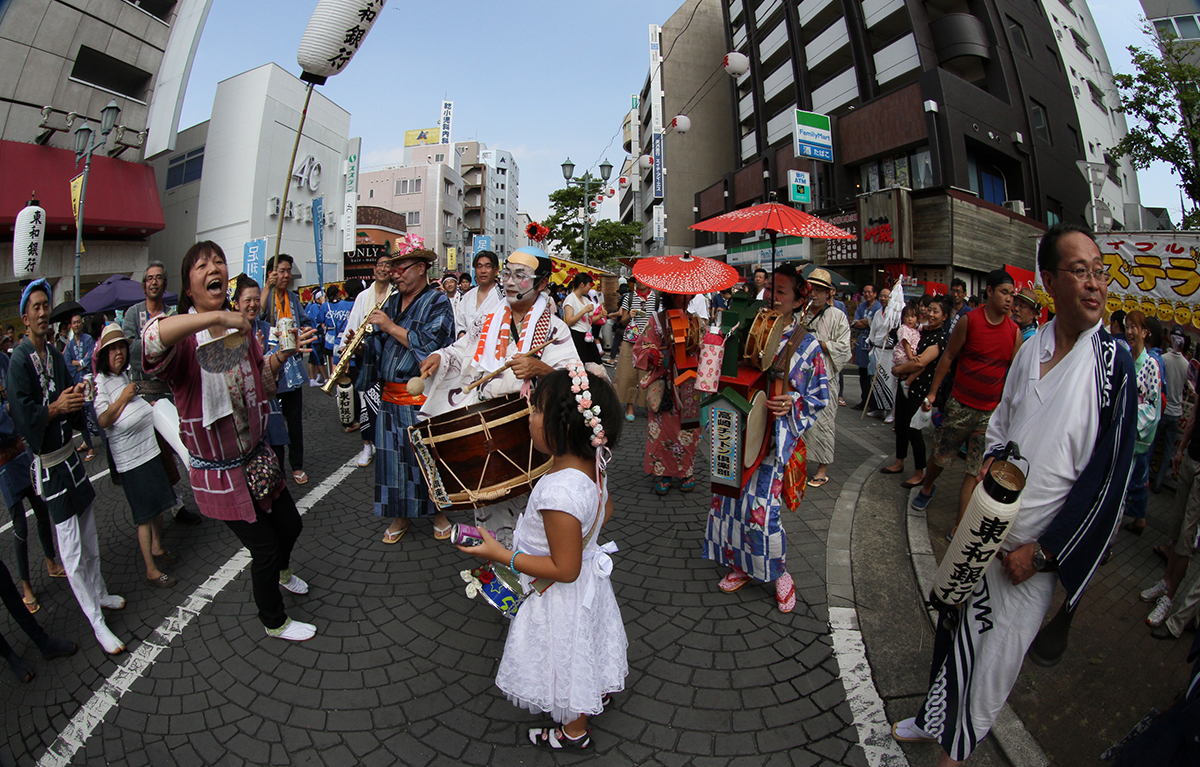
[632,310,701,480]
[702,323,829,582]
[805,304,850,465]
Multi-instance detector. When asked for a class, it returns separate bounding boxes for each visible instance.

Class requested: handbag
[243,441,284,501]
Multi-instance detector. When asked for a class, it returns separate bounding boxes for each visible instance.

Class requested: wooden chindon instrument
[929,442,1027,609]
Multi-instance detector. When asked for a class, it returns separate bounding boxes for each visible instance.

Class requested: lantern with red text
[13,196,45,280]
[297,0,388,85]
[724,52,750,77]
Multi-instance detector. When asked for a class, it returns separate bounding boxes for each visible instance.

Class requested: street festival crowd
[0,224,1198,760]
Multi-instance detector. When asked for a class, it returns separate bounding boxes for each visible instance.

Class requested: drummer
[355,249,456,544]
[702,264,830,612]
[419,246,581,547]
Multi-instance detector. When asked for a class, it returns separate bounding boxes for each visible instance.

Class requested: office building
[460,142,520,258]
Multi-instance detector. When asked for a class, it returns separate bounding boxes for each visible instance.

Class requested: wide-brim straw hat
[388,248,437,266]
[96,322,127,354]
[1014,287,1039,308]
[807,267,835,291]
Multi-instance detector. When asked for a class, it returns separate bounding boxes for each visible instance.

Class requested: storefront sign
[824,207,858,263]
[858,189,911,261]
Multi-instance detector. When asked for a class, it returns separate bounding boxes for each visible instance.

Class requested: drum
[743,309,787,371]
[409,393,552,510]
[743,391,769,470]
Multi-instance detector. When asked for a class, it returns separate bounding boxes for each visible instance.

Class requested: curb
[905,495,1050,767]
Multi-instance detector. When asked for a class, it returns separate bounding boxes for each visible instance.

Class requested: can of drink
[82,374,95,403]
[450,523,485,547]
[276,317,296,351]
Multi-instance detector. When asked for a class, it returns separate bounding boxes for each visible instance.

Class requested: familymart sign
[793,109,833,162]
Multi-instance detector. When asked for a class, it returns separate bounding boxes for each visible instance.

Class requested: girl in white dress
[458,363,627,751]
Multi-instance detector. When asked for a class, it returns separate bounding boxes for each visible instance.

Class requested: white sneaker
[99,594,126,611]
[1140,578,1168,603]
[279,571,309,595]
[357,443,375,467]
[94,623,125,655]
[266,618,316,641]
[1147,595,1173,626]
[308,380,320,387]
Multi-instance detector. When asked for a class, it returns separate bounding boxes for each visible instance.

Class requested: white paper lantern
[724,52,750,76]
[607,188,616,197]
[619,176,629,188]
[13,198,45,280]
[297,0,388,84]
[672,115,691,134]
[638,155,654,169]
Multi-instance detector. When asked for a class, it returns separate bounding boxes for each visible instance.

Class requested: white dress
[495,468,629,724]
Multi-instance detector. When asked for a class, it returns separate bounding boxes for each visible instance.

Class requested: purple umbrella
[78,274,178,315]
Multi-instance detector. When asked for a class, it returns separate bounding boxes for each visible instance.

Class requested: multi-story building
[148,64,356,286]
[691,0,1121,290]
[0,0,211,315]
[459,142,520,258]
[358,145,465,276]
[619,0,736,259]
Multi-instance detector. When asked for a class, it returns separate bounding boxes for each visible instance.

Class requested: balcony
[811,66,860,113]
[763,62,795,102]
[798,0,840,32]
[766,104,798,145]
[759,20,789,62]
[730,0,744,22]
[863,0,906,28]
[874,33,920,87]
[741,131,758,161]
[755,0,782,26]
[930,13,990,64]
[740,91,755,123]
[733,24,747,49]
[805,18,851,71]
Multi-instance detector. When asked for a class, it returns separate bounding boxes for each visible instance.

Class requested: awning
[0,139,165,235]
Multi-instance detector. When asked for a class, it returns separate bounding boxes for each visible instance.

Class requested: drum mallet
[465,337,556,393]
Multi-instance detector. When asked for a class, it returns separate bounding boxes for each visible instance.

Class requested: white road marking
[0,469,109,536]
[829,606,910,766]
[35,454,361,767]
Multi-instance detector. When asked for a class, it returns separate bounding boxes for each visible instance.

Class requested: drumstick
[465,337,556,393]
[406,369,432,396]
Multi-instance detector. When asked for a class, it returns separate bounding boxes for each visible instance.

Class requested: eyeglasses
[1057,266,1106,283]
[499,269,535,282]
[392,261,421,275]
[144,275,165,283]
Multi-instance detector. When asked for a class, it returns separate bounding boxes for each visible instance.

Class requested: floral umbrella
[632,253,740,295]
[690,199,853,275]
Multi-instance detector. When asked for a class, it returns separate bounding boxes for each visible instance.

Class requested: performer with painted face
[419,247,582,547]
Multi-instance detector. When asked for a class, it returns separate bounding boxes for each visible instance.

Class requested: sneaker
[279,570,309,595]
[911,485,935,511]
[308,380,321,387]
[357,443,375,467]
[265,618,316,642]
[1147,595,1173,627]
[883,414,895,424]
[1140,578,1169,603]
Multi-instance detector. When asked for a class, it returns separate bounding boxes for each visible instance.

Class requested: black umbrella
[48,300,85,326]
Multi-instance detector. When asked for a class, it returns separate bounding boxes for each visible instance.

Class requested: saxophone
[320,284,396,396]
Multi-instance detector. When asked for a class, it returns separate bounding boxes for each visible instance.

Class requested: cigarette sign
[793,110,833,163]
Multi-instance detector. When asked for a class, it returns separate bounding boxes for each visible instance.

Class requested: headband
[569,362,606,449]
[20,279,50,315]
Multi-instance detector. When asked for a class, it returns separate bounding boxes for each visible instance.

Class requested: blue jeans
[1126,450,1151,519]
[1151,413,1181,491]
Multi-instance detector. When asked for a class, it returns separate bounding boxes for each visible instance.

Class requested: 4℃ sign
[793,110,833,163]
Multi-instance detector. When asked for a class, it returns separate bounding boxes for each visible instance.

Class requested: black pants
[275,389,304,471]
[895,388,927,470]
[9,488,54,582]
[223,489,303,630]
[0,561,51,660]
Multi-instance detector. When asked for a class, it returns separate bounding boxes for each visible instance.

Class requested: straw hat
[807,267,835,291]
[96,323,127,355]
[1014,287,1039,308]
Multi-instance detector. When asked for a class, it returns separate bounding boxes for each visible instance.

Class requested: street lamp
[561,157,613,265]
[73,99,120,299]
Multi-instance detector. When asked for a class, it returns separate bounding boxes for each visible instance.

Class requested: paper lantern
[607,188,616,197]
[619,176,629,188]
[724,52,750,77]
[638,155,654,169]
[13,197,45,280]
[672,115,691,134]
[297,0,388,85]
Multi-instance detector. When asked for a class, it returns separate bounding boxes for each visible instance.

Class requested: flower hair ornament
[569,362,605,449]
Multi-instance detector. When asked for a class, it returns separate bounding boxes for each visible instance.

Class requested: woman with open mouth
[140,241,320,642]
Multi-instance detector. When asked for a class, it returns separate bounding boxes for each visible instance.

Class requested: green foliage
[1112,26,1200,222]
[542,175,641,268]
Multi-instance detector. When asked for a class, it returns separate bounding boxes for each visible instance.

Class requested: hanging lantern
[607,188,616,197]
[724,52,750,77]
[672,115,691,134]
[619,176,629,188]
[638,155,653,169]
[13,195,45,281]
[297,0,389,85]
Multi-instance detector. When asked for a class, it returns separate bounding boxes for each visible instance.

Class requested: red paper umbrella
[690,201,853,275]
[633,253,740,295]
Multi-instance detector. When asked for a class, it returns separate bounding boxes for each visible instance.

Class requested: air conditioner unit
[1002,200,1026,215]
[268,197,281,217]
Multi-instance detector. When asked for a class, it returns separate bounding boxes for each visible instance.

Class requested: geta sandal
[775,573,796,613]
[806,476,829,487]
[433,523,452,540]
[23,596,39,614]
[382,526,408,544]
[718,570,752,593]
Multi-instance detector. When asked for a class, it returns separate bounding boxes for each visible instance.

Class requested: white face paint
[501,265,538,305]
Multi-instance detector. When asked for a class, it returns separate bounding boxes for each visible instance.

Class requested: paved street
[2,373,1196,766]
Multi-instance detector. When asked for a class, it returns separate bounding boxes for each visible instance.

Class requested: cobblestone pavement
[1,384,883,766]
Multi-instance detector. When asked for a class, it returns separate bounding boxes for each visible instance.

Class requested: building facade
[148,64,355,287]
[0,0,210,318]
[459,141,520,259]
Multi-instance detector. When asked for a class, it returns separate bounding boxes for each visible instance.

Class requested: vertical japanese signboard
[342,137,360,254]
[311,196,325,287]
[440,101,454,145]
[244,238,267,286]
[652,130,664,200]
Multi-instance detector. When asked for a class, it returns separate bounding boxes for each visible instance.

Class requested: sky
[178,0,1186,229]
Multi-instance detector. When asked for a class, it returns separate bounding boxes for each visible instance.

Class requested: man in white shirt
[453,250,503,340]
[802,269,851,487]
[343,254,395,467]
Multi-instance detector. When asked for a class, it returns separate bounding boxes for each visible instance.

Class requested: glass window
[413,178,422,193]
[1176,15,1200,38]
[1154,19,1176,38]
[435,153,446,162]
[1067,125,1081,152]
[978,163,1007,205]
[395,179,408,195]
[165,147,203,190]
[369,189,374,198]
[407,211,421,226]
[1030,101,1051,143]
[1007,17,1031,55]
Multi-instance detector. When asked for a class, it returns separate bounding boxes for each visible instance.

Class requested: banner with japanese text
[1034,232,1200,328]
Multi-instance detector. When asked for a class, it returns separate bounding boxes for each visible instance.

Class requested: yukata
[7,338,117,645]
[805,304,850,465]
[420,293,579,546]
[344,282,394,443]
[359,287,454,520]
[914,320,1135,761]
[0,352,55,586]
[703,324,829,582]
[1126,347,1162,521]
[633,310,700,481]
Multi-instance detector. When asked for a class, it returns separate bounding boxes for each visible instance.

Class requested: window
[1030,100,1051,143]
[1155,19,1177,38]
[1070,28,1090,57]
[1066,125,1081,153]
[165,147,203,190]
[406,211,420,226]
[125,0,175,21]
[395,179,408,195]
[978,163,1007,205]
[1103,152,1122,186]
[1047,47,1061,70]
[435,153,446,163]
[70,46,152,101]
[369,189,374,198]
[1007,17,1031,56]
[1086,80,1108,112]
[413,178,421,194]
[1046,197,1063,226]
[1178,15,1200,39]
